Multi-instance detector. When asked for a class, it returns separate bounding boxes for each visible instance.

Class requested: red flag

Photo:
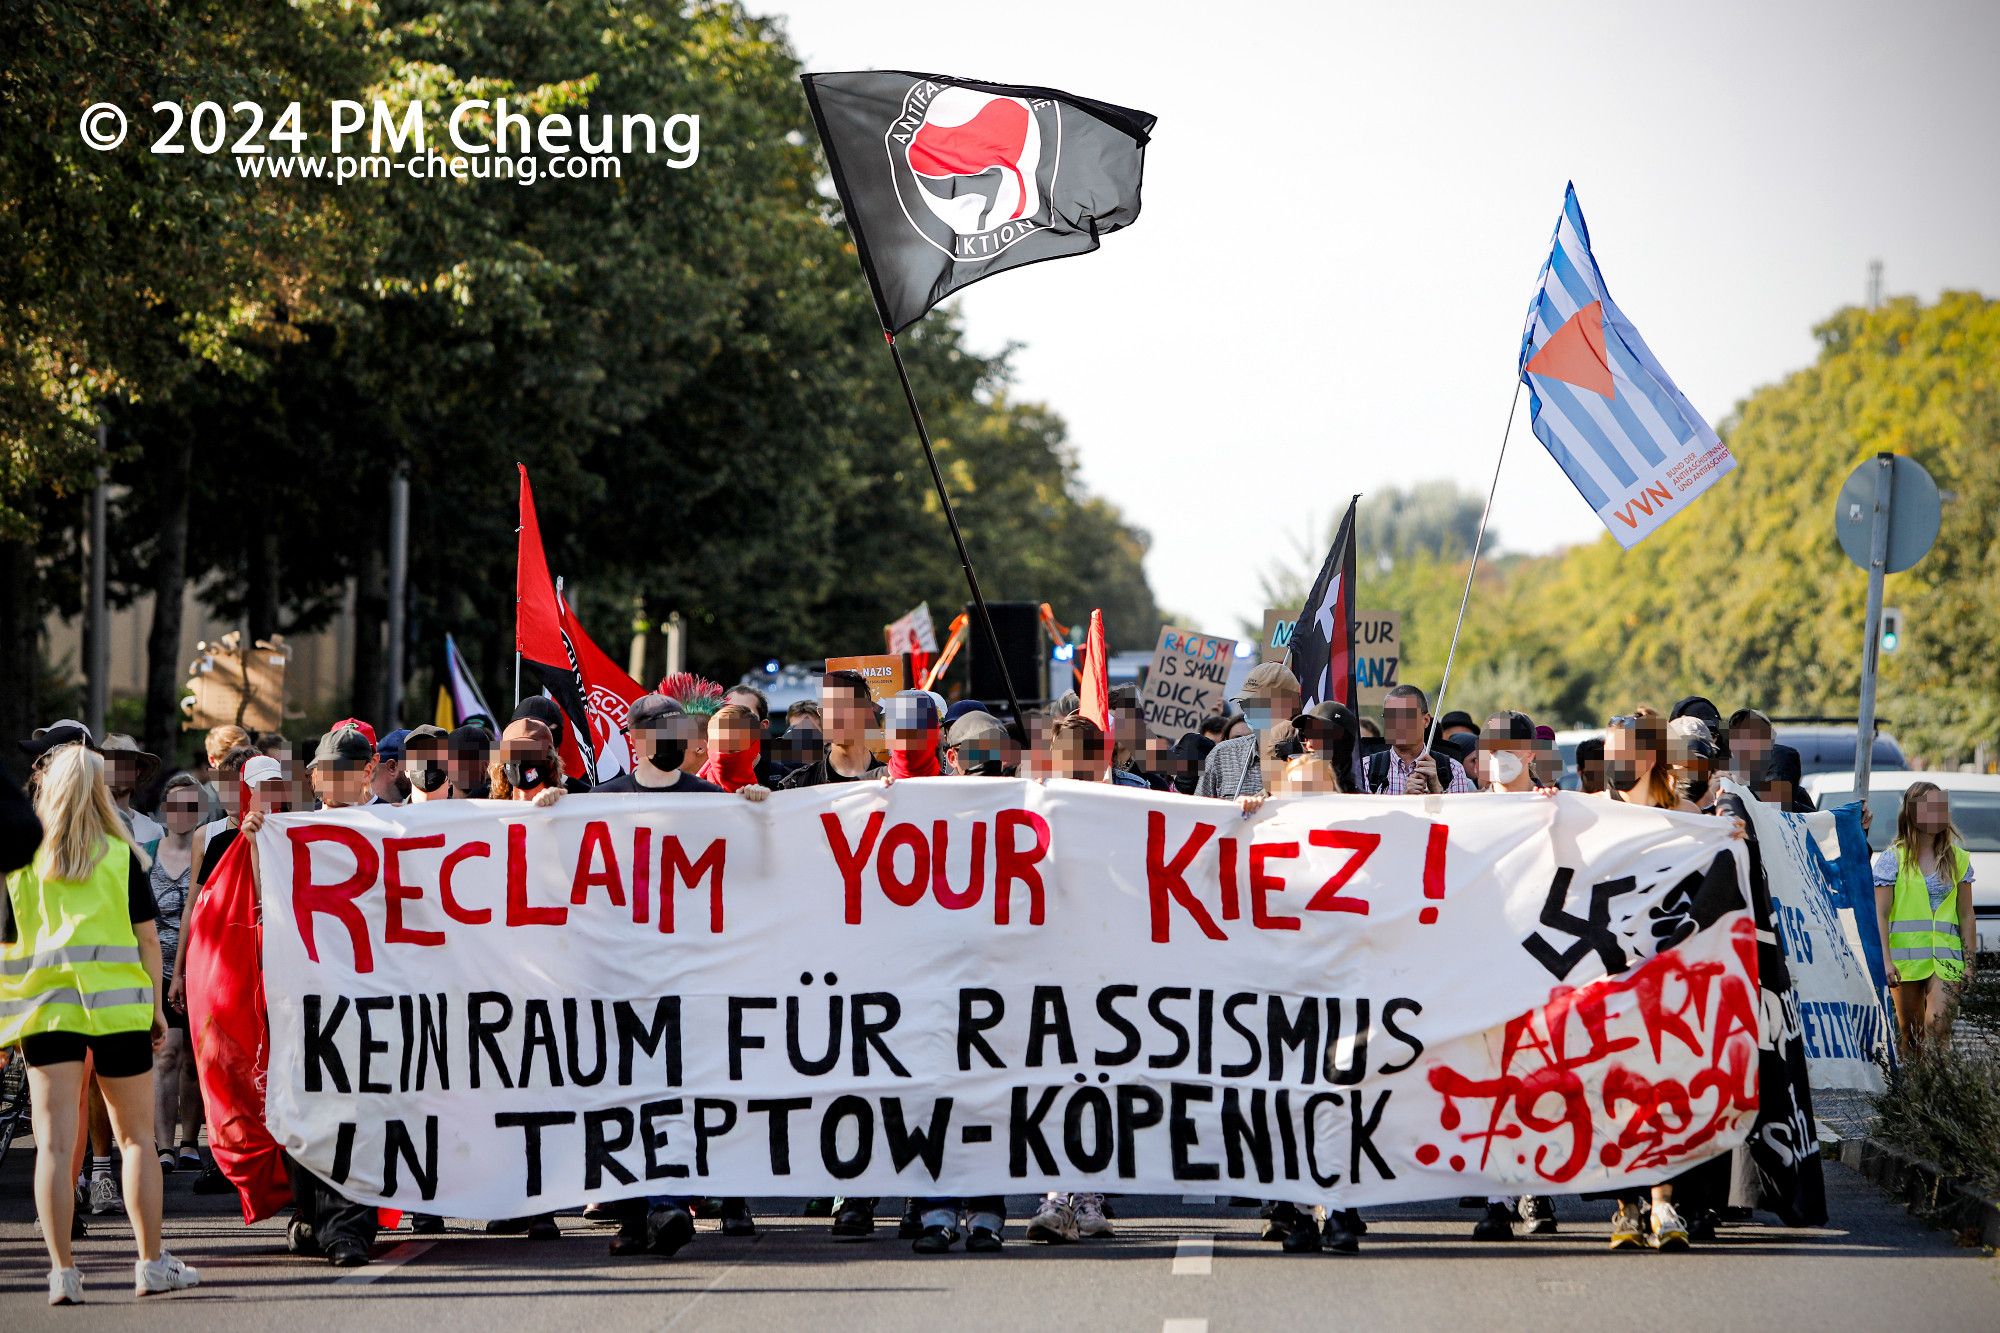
[515,465,595,779]
[558,593,644,781]
[184,836,290,1223]
[1079,609,1109,734]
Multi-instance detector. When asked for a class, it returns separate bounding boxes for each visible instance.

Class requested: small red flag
[1080,609,1109,735]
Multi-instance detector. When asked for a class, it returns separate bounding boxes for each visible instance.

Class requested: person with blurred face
[1197,663,1301,799]
[1104,685,1159,788]
[372,730,412,804]
[698,704,767,794]
[1363,684,1474,796]
[488,719,565,808]
[778,671,883,790]
[148,776,206,1175]
[943,710,1013,777]
[1287,701,1361,793]
[447,725,494,799]
[307,726,378,810]
[880,692,943,780]
[1876,781,1976,1055]
[99,735,164,845]
[400,726,456,803]
[1572,736,1606,795]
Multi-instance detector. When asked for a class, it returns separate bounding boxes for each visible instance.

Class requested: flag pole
[884,332,1030,730]
[1425,381,1523,755]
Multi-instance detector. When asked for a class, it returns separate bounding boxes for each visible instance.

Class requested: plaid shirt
[1366,746,1476,795]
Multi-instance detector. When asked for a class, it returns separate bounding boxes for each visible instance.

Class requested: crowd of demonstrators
[4,663,1965,1295]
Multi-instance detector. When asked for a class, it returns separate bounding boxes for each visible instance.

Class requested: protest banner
[257,786,1756,1219]
[1258,608,1293,665]
[885,602,938,656]
[1731,788,1890,1091]
[1140,627,1237,739]
[1355,612,1401,706]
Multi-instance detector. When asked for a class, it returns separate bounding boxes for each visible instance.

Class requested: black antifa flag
[1287,497,1359,710]
[801,71,1155,334]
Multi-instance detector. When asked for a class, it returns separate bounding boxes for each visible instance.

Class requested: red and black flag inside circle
[801,71,1155,334]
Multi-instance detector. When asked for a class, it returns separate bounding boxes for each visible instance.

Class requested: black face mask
[1607,759,1644,793]
[645,739,687,772]
[506,758,552,792]
[463,774,492,800]
[963,758,1007,778]
[1679,774,1711,805]
[411,761,449,794]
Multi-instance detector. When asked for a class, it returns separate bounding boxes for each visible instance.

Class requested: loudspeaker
[966,600,1048,706]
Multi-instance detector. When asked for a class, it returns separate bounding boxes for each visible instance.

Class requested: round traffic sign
[1835,454,1940,574]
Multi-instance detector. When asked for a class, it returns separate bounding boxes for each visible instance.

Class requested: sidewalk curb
[1830,1136,2000,1250]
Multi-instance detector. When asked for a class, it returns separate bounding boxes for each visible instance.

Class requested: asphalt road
[3,1150,1995,1332]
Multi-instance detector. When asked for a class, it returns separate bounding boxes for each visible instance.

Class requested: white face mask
[1486,750,1524,787]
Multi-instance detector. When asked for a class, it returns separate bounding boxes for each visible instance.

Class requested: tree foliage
[1,0,1161,763]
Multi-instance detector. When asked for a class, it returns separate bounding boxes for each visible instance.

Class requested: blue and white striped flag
[1519,184,1735,547]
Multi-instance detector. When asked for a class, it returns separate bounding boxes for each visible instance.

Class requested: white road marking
[335,1239,436,1284]
[1171,1235,1213,1276]
[1163,1320,1210,1333]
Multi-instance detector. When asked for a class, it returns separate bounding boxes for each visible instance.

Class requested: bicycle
[0,1043,29,1169]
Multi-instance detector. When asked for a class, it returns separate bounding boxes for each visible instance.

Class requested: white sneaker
[88,1175,122,1216]
[1025,1195,1079,1243]
[1073,1193,1114,1237]
[135,1252,201,1296]
[1649,1201,1689,1251]
[48,1267,84,1306]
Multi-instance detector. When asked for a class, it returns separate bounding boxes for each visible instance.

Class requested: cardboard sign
[256,787,1756,1217]
[1259,608,1295,664]
[1355,612,1401,705]
[1140,627,1237,739]
[884,602,938,656]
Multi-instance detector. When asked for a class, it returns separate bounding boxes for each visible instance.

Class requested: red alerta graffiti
[1421,918,1760,1183]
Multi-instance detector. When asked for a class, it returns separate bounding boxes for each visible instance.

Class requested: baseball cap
[1481,711,1536,742]
[1291,700,1358,739]
[941,699,985,729]
[945,709,1009,749]
[376,728,412,763]
[310,726,376,769]
[328,717,378,748]
[623,693,684,732]
[404,724,450,752]
[22,719,97,757]
[883,690,940,733]
[242,755,286,787]
[1240,662,1301,699]
[447,724,494,757]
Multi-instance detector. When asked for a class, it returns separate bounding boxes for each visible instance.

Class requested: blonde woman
[1,746,199,1303]
[1874,781,1977,1055]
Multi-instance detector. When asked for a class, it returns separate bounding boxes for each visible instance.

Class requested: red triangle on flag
[1526,300,1615,399]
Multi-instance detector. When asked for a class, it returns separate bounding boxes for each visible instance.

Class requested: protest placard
[884,602,938,656]
[257,787,1756,1218]
[1258,608,1294,664]
[1355,612,1401,705]
[1140,627,1237,739]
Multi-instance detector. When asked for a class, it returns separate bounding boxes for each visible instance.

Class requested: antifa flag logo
[585,683,631,772]
[888,83,1060,261]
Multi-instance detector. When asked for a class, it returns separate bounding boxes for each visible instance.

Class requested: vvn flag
[1286,497,1359,710]
[801,71,1155,334]
[1520,184,1735,547]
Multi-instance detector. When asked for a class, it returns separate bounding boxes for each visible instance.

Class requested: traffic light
[1880,606,1902,652]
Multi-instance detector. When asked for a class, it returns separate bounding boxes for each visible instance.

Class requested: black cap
[1482,711,1536,742]
[513,696,565,742]
[1437,710,1478,735]
[1290,701,1358,739]
[21,719,97,757]
[447,724,494,756]
[1669,696,1723,727]
[624,693,684,732]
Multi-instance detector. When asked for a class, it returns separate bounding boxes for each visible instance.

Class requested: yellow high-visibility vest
[0,836,155,1044]
[1885,844,1972,984]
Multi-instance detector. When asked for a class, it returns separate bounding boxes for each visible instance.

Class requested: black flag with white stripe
[1287,496,1359,710]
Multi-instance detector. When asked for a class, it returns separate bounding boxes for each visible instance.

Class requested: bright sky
[768,0,2000,635]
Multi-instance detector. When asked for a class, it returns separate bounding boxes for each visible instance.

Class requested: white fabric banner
[257,784,1758,1218]
[1729,783,1890,1092]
